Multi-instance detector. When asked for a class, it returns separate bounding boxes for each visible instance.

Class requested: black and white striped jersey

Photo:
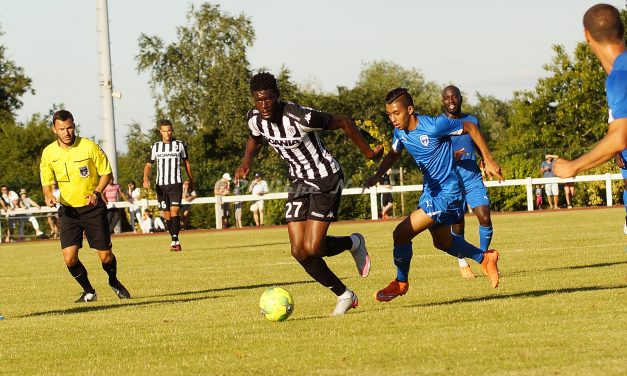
[146,139,188,186]
[247,102,341,181]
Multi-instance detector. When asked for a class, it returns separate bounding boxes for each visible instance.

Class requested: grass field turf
[0,207,625,375]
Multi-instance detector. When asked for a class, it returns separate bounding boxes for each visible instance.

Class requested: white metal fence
[1,173,624,234]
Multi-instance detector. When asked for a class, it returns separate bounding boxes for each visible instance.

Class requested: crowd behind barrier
[0,173,623,237]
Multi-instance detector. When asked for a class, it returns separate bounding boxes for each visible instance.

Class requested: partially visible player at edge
[364,88,503,302]
[235,72,383,316]
[40,110,130,303]
[441,85,495,279]
[143,119,195,252]
[554,4,627,179]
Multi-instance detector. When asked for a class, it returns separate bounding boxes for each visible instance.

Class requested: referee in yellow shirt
[40,110,130,302]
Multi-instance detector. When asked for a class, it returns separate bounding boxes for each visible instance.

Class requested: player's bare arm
[184,159,195,191]
[463,121,503,181]
[143,163,152,189]
[42,185,56,207]
[363,149,402,190]
[235,136,262,179]
[327,115,384,161]
[554,119,627,177]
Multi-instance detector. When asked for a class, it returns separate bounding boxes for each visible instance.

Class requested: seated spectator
[18,189,45,239]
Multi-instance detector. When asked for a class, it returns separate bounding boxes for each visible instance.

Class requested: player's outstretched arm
[236,136,262,180]
[553,118,627,178]
[328,115,383,160]
[363,149,402,190]
[463,121,503,182]
[184,159,195,191]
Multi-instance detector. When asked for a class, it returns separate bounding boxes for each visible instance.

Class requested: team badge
[79,166,89,177]
[420,135,429,146]
[288,126,296,136]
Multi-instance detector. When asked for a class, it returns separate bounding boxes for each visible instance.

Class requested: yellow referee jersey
[40,136,112,207]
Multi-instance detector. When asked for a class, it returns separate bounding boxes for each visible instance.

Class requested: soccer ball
[259,287,294,322]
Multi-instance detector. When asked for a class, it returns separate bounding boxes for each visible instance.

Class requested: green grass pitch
[0,208,625,375]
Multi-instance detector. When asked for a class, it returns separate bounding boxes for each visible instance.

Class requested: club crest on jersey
[79,166,89,177]
[287,126,296,136]
[420,135,429,146]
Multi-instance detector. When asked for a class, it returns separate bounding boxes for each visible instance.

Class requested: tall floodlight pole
[96,0,118,181]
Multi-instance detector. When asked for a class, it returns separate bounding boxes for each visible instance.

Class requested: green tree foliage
[136,3,255,198]
[0,28,33,118]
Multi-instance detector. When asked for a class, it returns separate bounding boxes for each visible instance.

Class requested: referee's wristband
[93,191,101,196]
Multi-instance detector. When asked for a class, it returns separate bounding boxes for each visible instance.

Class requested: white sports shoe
[350,233,370,277]
[331,290,358,316]
[75,292,97,303]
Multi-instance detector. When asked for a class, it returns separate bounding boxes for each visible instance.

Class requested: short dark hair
[158,119,173,128]
[385,87,414,107]
[583,4,625,43]
[250,72,278,93]
[52,110,74,125]
[441,85,461,98]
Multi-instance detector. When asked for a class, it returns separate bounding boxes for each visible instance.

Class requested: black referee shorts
[156,183,183,211]
[59,197,112,250]
[286,172,344,223]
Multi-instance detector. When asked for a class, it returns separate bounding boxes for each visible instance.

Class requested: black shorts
[156,183,183,211]
[286,172,344,223]
[381,193,393,207]
[59,197,112,250]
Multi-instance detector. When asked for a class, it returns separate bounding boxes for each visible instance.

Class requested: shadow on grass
[195,241,291,251]
[289,283,627,321]
[17,279,315,318]
[508,260,627,276]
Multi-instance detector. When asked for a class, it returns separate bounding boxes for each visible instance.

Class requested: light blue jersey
[608,53,627,168]
[449,114,490,209]
[392,114,464,224]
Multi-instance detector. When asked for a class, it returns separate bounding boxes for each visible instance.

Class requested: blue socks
[623,189,627,213]
[393,243,413,282]
[449,233,484,263]
[479,225,493,251]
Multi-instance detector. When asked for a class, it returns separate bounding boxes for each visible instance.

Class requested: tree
[0,28,33,118]
[136,3,255,197]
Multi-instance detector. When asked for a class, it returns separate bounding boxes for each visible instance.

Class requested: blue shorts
[418,191,465,225]
[463,174,490,209]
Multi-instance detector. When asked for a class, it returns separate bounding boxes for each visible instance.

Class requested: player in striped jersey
[236,72,383,316]
[143,119,195,252]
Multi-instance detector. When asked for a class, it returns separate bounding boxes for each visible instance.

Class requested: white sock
[338,289,353,299]
[350,234,361,251]
[458,258,469,268]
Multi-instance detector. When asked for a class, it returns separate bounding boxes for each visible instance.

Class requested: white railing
[1,173,623,232]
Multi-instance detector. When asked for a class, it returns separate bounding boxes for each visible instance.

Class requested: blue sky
[1,0,622,150]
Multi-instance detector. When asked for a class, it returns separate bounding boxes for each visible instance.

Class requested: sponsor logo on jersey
[420,135,429,146]
[268,138,300,147]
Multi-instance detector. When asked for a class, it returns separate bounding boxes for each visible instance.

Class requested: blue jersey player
[554,4,627,179]
[364,88,504,302]
[441,85,494,279]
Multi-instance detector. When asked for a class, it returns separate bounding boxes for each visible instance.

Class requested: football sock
[170,216,180,242]
[298,256,346,296]
[67,261,95,294]
[323,236,352,257]
[458,257,469,268]
[393,242,412,282]
[101,254,118,287]
[479,225,493,251]
[448,233,484,263]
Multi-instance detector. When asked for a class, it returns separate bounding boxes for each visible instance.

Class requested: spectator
[564,182,575,209]
[214,173,231,229]
[540,154,559,209]
[379,169,394,219]
[102,178,128,234]
[1,185,19,242]
[535,185,544,210]
[233,178,247,229]
[248,173,269,226]
[181,180,197,230]
[17,189,45,239]
[126,181,142,233]
[47,181,60,239]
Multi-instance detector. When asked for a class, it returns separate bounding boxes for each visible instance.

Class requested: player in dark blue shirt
[441,85,494,279]
[364,88,504,302]
[554,4,627,178]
